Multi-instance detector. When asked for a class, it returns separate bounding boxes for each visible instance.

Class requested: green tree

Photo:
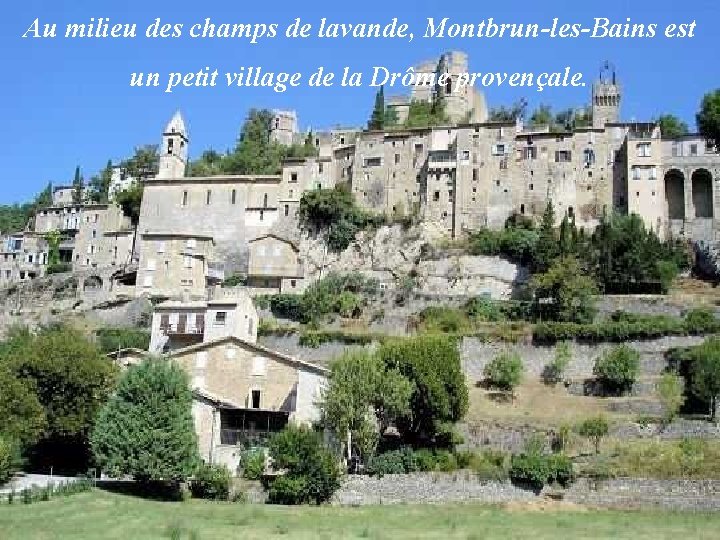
[593,344,640,395]
[530,256,598,323]
[530,104,554,128]
[88,160,114,203]
[72,166,84,205]
[658,372,685,425]
[657,114,690,138]
[577,416,609,454]
[5,326,117,471]
[488,100,527,122]
[266,425,340,505]
[91,359,198,486]
[121,145,159,179]
[543,341,572,385]
[533,200,558,273]
[404,99,449,129]
[688,337,720,421]
[376,336,468,445]
[483,351,523,396]
[222,109,285,175]
[115,183,143,225]
[368,86,386,130]
[0,366,46,449]
[321,351,412,463]
[697,89,720,148]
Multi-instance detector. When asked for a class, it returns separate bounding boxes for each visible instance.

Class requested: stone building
[0,232,48,283]
[142,287,326,469]
[247,234,305,294]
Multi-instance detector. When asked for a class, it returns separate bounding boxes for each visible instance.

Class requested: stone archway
[691,168,713,218]
[664,169,685,220]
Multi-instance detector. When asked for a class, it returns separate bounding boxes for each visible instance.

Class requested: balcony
[160,319,204,336]
[428,151,456,169]
[206,262,224,281]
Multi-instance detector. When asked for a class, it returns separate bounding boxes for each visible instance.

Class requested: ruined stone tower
[592,62,621,128]
[157,111,188,179]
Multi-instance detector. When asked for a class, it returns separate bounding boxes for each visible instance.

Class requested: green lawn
[1,489,719,539]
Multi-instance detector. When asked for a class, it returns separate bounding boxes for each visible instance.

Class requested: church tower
[592,62,621,128]
[157,111,188,179]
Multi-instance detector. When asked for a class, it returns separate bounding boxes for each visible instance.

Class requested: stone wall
[259,333,709,379]
[331,472,720,510]
[332,472,535,506]
[461,335,707,383]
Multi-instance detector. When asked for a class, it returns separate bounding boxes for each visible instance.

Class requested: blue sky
[0,0,717,203]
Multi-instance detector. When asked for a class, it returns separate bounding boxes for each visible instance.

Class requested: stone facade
[247,234,305,294]
[170,336,327,471]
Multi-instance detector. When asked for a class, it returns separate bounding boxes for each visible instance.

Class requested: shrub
[94,327,150,354]
[267,475,309,505]
[546,453,574,486]
[464,297,504,322]
[469,450,509,481]
[483,352,523,392]
[0,436,19,486]
[577,416,609,454]
[684,307,720,334]
[543,341,571,385]
[45,262,72,275]
[240,448,266,480]
[509,453,551,490]
[190,463,231,500]
[658,372,685,424]
[593,344,640,395]
[266,426,340,505]
[366,448,418,477]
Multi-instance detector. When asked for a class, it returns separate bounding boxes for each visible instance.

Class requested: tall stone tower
[157,111,188,179]
[592,62,621,128]
[270,110,299,146]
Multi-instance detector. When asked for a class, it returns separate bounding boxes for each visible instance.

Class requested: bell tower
[592,62,621,128]
[157,111,188,179]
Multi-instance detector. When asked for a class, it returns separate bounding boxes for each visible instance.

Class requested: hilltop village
[3,51,720,514]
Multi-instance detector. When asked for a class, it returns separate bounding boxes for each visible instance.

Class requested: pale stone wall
[73,204,132,270]
[138,176,281,274]
[136,234,213,299]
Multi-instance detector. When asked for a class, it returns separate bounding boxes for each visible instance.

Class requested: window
[157,241,165,253]
[523,147,537,160]
[433,191,440,202]
[184,255,193,268]
[364,157,382,167]
[555,151,572,163]
[520,204,525,214]
[529,183,534,191]
[92,229,97,239]
[636,143,651,157]
[472,169,478,181]
[394,153,400,165]
[259,210,264,221]
[94,214,99,223]
[499,159,508,170]
[649,167,658,180]
[632,166,641,180]
[263,193,268,207]
[290,172,298,182]
[284,204,289,216]
[583,149,596,166]
[206,190,211,205]
[492,144,506,156]
[214,311,227,325]
[461,150,470,162]
[318,162,324,173]
[690,144,698,156]
[251,390,261,409]
[182,190,188,206]
[231,189,236,204]
[186,238,196,249]
[290,279,296,288]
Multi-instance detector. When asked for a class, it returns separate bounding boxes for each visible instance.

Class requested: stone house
[246,234,304,294]
[169,336,327,470]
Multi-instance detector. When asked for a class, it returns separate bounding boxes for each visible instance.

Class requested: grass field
[1,489,720,539]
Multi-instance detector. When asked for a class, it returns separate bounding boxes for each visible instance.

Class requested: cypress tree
[368,86,385,130]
